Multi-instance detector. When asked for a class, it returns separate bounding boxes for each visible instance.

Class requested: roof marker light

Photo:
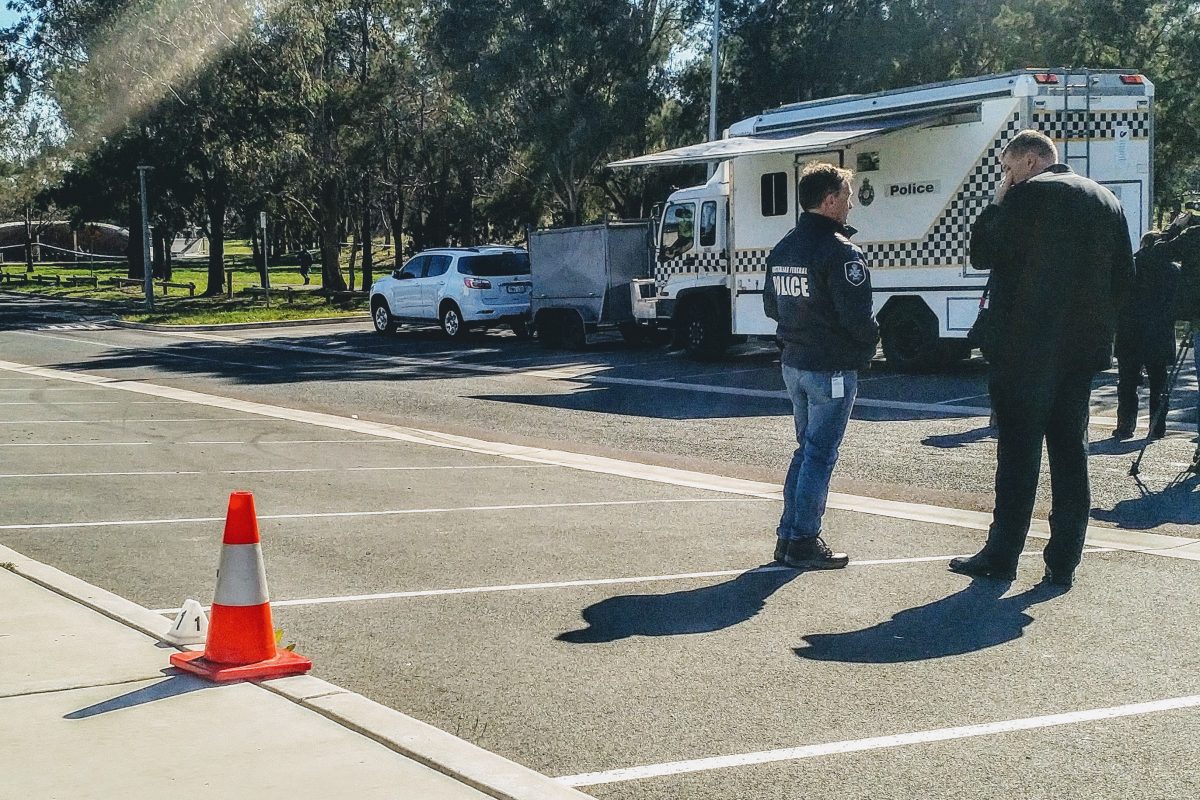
[1032,73,1059,84]
[1120,75,1145,85]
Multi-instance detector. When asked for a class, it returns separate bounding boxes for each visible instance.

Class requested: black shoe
[783,537,849,570]
[1112,426,1134,440]
[1148,426,1166,440]
[1042,567,1074,588]
[948,553,1016,581]
[773,537,788,564]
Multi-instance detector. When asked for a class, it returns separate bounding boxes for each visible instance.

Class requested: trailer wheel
[560,310,587,350]
[536,312,562,348]
[880,301,940,372]
[676,297,729,360]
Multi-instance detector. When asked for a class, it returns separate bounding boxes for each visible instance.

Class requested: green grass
[0,259,374,325]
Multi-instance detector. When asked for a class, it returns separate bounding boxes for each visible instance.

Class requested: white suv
[370,246,532,338]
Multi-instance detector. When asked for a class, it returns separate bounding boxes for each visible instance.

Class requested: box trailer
[610,68,1154,368]
[529,219,659,348]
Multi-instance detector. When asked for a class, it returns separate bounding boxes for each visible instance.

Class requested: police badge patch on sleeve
[844,260,867,286]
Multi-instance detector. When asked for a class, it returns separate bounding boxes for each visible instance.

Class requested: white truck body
[610,69,1154,366]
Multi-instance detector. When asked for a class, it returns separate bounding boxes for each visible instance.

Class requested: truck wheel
[941,339,974,364]
[560,310,587,350]
[677,297,729,360]
[880,302,940,372]
[371,298,396,334]
[618,321,650,346]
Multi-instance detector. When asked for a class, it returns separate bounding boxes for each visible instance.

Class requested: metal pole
[707,0,720,179]
[137,166,154,310]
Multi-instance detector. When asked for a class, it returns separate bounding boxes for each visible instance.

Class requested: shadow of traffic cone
[170,492,311,682]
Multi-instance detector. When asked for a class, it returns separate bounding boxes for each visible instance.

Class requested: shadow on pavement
[793,578,1067,663]
[556,565,799,643]
[64,672,213,719]
[1091,474,1200,529]
[921,424,995,449]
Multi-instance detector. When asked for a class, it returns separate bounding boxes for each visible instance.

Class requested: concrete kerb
[0,543,593,800]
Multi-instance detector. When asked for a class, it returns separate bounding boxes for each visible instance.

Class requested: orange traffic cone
[170,492,312,682]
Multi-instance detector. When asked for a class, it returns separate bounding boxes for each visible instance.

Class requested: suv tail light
[463,277,491,289]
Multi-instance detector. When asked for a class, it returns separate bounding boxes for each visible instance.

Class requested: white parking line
[0,497,767,531]
[0,465,556,480]
[150,549,1115,614]
[0,400,182,405]
[1,358,1196,560]
[0,441,153,448]
[0,417,257,425]
[557,693,1200,787]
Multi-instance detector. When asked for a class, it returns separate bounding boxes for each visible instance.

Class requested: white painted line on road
[1,358,1196,561]
[0,400,182,405]
[0,497,767,531]
[150,549,1116,614]
[13,330,289,370]
[0,441,152,447]
[557,693,1200,787]
[0,465,556,480]
[0,417,256,425]
[936,392,990,405]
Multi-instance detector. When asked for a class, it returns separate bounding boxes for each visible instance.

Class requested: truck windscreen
[458,253,531,276]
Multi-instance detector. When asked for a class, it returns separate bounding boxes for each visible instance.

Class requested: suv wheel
[440,303,466,338]
[371,299,396,334]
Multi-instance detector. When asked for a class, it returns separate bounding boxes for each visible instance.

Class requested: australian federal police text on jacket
[763,212,880,371]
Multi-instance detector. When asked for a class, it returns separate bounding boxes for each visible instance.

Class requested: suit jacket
[969,164,1135,377]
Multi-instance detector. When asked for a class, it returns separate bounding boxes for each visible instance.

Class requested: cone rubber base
[170,649,312,682]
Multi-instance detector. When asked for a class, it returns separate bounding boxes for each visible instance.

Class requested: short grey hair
[1003,129,1058,163]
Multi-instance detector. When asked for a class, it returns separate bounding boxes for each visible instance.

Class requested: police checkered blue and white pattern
[654,250,729,287]
[1033,110,1150,140]
[859,113,1023,269]
[733,248,772,274]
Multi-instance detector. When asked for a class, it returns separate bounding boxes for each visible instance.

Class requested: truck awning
[607,108,964,168]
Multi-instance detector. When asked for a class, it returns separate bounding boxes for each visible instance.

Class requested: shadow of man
[793,579,1067,664]
[557,566,799,644]
[921,424,995,450]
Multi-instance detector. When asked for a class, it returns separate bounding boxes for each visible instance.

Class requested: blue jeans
[777,366,858,541]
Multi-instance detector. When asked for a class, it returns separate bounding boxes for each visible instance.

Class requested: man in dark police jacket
[954,129,1134,587]
[764,161,879,570]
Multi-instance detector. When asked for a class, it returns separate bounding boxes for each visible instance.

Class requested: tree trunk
[360,182,374,291]
[151,227,167,280]
[318,178,347,291]
[23,208,33,272]
[203,193,227,297]
[127,199,145,279]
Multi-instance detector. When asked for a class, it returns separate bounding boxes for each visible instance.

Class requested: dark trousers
[1116,357,1168,436]
[984,369,1094,574]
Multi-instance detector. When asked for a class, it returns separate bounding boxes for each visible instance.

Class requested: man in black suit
[952,129,1135,588]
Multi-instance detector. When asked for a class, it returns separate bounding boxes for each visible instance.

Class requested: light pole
[707,0,721,178]
[137,165,154,310]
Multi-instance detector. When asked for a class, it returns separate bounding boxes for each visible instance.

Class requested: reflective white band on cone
[214,543,269,606]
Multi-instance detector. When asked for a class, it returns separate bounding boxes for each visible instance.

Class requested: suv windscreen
[457,252,530,276]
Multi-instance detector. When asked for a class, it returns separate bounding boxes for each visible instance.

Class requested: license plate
[506,284,528,294]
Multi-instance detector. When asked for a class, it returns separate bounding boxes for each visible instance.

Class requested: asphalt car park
[1,330,1198,800]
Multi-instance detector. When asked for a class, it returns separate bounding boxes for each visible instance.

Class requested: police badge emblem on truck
[859,179,875,207]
